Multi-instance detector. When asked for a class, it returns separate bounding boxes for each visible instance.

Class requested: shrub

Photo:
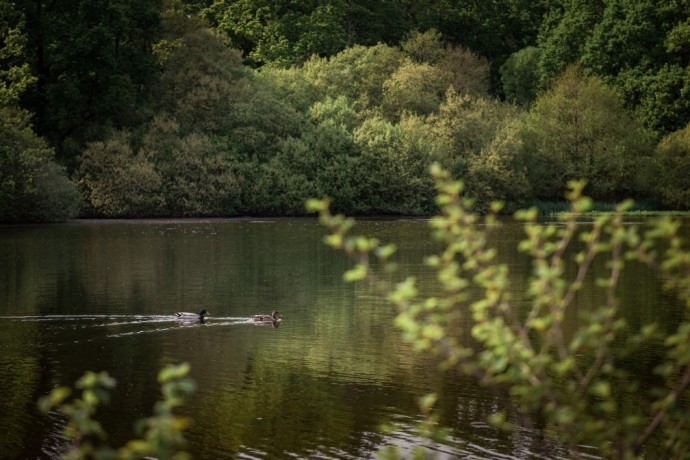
[78,131,164,218]
[0,108,80,222]
[39,363,196,460]
[308,165,690,459]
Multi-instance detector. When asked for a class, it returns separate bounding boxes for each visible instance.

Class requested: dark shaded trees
[582,0,690,133]
[203,0,408,67]
[15,0,161,164]
[1,1,79,222]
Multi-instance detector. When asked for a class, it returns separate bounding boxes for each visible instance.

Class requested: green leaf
[343,264,367,282]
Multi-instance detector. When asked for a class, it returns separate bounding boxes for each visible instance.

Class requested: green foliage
[39,363,195,460]
[408,0,546,77]
[0,2,80,222]
[351,115,436,215]
[78,25,302,218]
[536,0,603,85]
[78,130,164,218]
[581,0,690,134]
[583,0,674,77]
[257,66,321,114]
[204,0,348,67]
[250,116,359,215]
[437,45,490,98]
[78,117,243,218]
[155,26,303,159]
[655,122,690,210]
[522,65,655,201]
[15,0,162,162]
[310,165,690,459]
[400,29,445,64]
[618,64,690,135]
[465,117,530,213]
[301,43,406,112]
[0,2,35,107]
[204,0,408,67]
[0,107,80,222]
[525,0,690,133]
[7,0,690,218]
[381,60,448,119]
[427,89,520,182]
[500,46,542,105]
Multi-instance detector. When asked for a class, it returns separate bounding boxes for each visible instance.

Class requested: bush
[0,108,80,222]
[309,165,690,459]
[39,363,195,460]
[78,131,164,218]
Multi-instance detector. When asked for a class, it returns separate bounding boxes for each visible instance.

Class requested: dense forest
[1,0,689,221]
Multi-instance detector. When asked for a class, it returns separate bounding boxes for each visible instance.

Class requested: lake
[0,217,685,459]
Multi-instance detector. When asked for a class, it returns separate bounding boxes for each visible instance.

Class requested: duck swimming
[252,310,281,323]
[175,308,209,320]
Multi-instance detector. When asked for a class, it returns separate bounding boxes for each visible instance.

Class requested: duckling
[174,308,209,320]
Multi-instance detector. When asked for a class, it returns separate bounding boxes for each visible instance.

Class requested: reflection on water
[0,218,685,459]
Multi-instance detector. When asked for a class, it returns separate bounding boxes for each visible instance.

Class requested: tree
[0,1,35,107]
[257,66,321,114]
[426,88,520,181]
[0,108,81,222]
[251,114,359,215]
[536,0,604,85]
[15,0,161,163]
[203,0,348,67]
[500,46,542,105]
[616,64,690,135]
[654,122,690,210]
[400,28,445,64]
[204,0,408,67]
[0,3,79,222]
[581,0,690,133]
[154,26,303,161]
[301,42,406,112]
[308,167,690,459]
[349,115,436,215]
[78,116,244,218]
[77,130,164,218]
[465,117,530,212]
[403,0,547,63]
[521,65,655,201]
[438,45,490,98]
[381,60,448,119]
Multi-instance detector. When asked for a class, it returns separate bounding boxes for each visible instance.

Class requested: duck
[252,310,281,323]
[174,308,209,320]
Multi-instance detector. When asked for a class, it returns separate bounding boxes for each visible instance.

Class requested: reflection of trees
[0,321,42,458]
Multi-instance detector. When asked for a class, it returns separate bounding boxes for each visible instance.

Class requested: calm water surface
[0,218,685,459]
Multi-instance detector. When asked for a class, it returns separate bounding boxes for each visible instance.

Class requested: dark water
[0,218,684,459]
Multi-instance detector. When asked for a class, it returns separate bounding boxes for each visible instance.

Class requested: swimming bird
[175,308,209,320]
[252,310,281,323]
